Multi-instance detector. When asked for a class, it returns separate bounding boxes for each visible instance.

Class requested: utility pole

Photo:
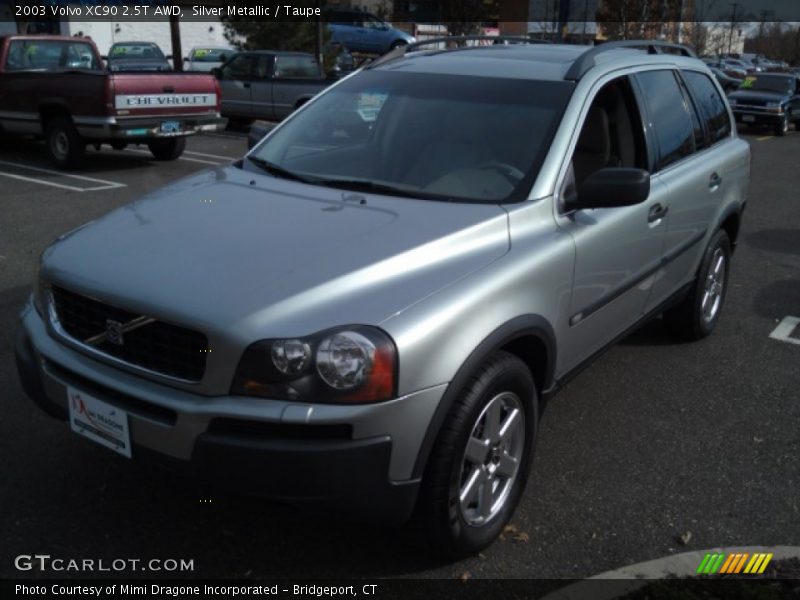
[556,0,570,43]
[582,0,589,44]
[728,2,739,55]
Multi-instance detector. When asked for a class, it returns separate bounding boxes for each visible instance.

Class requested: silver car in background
[184,46,235,72]
[16,39,749,557]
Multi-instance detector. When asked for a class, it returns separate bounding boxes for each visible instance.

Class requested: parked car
[709,67,742,93]
[705,59,748,79]
[0,35,224,167]
[326,8,415,54]
[728,73,800,135]
[214,50,329,122]
[184,46,235,72]
[16,39,749,556]
[105,41,172,72]
[247,120,275,149]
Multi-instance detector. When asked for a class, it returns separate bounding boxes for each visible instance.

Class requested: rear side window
[682,71,732,145]
[221,54,258,80]
[635,70,695,171]
[273,55,321,79]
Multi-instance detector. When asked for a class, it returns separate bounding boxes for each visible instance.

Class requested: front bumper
[74,113,226,141]
[732,108,785,127]
[15,301,442,522]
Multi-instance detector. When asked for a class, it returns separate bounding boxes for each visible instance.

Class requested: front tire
[417,351,537,558]
[45,117,85,169]
[147,137,186,161]
[775,112,789,136]
[664,229,731,341]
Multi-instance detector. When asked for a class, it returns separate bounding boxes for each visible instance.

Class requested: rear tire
[147,137,186,161]
[664,229,731,341]
[416,351,537,559]
[45,117,85,169]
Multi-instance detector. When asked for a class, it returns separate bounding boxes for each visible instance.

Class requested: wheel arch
[410,314,556,479]
[38,102,72,128]
[719,209,741,249]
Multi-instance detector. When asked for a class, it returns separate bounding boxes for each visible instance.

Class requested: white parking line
[0,160,126,191]
[184,150,239,160]
[769,316,800,346]
[123,148,223,165]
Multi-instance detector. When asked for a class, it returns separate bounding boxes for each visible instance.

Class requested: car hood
[728,89,789,103]
[42,166,510,339]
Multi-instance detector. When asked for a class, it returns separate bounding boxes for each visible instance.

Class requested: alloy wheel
[701,248,726,324]
[458,391,525,526]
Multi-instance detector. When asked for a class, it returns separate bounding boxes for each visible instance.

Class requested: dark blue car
[728,73,800,136]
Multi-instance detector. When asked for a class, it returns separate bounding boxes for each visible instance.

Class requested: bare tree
[436,0,499,36]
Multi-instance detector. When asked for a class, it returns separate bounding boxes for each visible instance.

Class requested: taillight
[105,77,116,114]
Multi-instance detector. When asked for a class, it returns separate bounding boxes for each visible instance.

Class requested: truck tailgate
[112,73,219,116]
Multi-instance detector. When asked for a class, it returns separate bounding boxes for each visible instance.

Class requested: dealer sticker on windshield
[67,387,132,458]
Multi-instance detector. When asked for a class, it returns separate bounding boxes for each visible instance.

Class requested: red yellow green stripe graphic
[696,552,773,574]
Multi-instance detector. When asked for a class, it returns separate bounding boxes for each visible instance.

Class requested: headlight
[316,331,375,390]
[231,326,396,404]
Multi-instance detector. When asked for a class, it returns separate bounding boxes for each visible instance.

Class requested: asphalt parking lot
[0,127,798,580]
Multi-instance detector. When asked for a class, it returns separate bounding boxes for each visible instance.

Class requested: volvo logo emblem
[105,319,124,345]
[83,314,156,347]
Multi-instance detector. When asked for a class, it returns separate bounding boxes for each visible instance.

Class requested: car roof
[238,50,314,57]
[2,35,93,42]
[375,42,707,82]
[111,41,160,46]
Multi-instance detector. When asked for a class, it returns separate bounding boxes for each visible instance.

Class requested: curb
[542,545,800,600]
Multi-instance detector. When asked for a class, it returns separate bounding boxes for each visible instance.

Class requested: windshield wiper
[247,156,319,184]
[314,177,447,201]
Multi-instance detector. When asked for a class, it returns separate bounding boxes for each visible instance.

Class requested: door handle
[648,203,668,223]
[709,172,722,189]
[243,82,251,89]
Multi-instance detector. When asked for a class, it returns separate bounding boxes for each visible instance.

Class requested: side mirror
[100,55,107,61]
[166,54,173,60]
[568,168,650,210]
[183,56,189,62]
[211,67,222,79]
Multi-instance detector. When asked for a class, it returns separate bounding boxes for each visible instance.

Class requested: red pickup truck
[0,35,225,168]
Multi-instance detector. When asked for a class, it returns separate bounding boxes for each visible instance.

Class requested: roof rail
[407,35,543,52]
[366,35,543,70]
[564,40,698,81]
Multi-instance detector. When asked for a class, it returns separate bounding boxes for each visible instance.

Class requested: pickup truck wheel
[147,137,186,161]
[417,351,537,558]
[664,229,731,341]
[45,118,85,169]
[775,112,789,136]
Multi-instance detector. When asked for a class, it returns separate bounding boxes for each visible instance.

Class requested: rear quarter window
[682,70,732,145]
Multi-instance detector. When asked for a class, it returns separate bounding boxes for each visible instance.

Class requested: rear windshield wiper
[247,156,319,184]
[315,177,447,201]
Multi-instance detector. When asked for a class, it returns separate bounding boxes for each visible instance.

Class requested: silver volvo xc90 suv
[16,39,750,556]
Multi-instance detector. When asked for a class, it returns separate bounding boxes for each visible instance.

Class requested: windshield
[110,44,165,60]
[739,75,793,94]
[249,70,573,202]
[190,48,231,62]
